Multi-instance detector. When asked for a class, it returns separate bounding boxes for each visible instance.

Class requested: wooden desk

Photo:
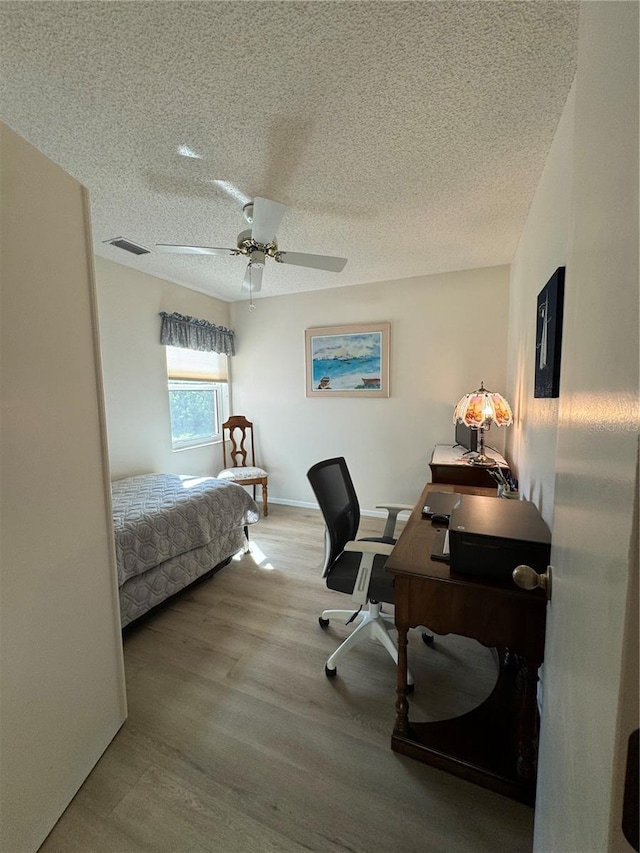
[429,444,510,488]
[385,482,546,805]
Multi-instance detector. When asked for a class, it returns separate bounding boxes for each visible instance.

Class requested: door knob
[513,564,552,601]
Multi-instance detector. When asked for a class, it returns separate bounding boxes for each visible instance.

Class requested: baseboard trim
[267,497,317,510]
[266,497,395,520]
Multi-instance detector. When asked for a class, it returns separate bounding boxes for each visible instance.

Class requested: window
[165,346,229,450]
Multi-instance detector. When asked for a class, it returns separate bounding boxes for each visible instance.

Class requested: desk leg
[517,658,541,782]
[394,624,410,737]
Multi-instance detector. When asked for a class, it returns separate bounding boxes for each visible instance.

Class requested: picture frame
[305,322,390,398]
[534,266,565,398]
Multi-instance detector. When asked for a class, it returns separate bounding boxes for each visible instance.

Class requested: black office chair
[307,457,433,684]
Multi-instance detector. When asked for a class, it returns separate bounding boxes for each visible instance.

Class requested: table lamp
[453,381,513,466]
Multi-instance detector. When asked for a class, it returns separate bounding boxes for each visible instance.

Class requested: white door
[533,4,638,852]
[0,125,127,852]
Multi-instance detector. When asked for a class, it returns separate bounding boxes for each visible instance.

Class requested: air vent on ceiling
[104,237,150,255]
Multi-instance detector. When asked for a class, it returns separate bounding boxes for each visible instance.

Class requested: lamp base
[469,453,496,467]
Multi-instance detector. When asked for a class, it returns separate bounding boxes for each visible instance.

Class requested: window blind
[165,346,228,382]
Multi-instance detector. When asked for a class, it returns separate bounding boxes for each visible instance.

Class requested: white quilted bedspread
[111,474,259,586]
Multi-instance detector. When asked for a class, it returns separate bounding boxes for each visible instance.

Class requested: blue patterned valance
[159,312,235,356]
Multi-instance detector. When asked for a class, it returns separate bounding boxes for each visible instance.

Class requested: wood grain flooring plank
[38,505,534,853]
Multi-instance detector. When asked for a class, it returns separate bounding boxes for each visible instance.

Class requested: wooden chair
[217,415,268,516]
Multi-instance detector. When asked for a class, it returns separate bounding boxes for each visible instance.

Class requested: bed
[111,473,260,628]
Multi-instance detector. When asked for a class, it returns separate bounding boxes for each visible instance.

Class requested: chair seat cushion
[326,536,396,604]
[218,466,267,480]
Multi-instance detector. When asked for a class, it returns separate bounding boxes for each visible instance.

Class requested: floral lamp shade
[453,383,513,429]
[453,381,513,466]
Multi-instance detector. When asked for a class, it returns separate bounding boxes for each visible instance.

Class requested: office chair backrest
[307,457,360,576]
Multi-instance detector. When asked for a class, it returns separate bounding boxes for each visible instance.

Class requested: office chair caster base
[325,665,337,678]
[422,631,435,646]
[319,616,330,628]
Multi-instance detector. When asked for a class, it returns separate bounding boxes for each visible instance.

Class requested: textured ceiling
[0,1,579,303]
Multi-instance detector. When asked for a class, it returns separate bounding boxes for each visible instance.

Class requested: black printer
[448,494,551,582]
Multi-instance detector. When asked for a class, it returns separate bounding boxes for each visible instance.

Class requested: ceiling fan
[156,197,347,295]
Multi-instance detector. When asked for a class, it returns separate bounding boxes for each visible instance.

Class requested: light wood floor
[39,505,534,853]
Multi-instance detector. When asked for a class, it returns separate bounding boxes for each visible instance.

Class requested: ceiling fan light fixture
[250,250,265,269]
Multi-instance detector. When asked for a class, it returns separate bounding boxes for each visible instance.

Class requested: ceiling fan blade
[276,251,347,273]
[156,244,236,256]
[251,197,286,244]
[240,263,263,293]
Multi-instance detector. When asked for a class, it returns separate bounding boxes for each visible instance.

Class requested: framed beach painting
[305,322,390,398]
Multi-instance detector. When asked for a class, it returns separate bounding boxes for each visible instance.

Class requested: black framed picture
[534,266,565,398]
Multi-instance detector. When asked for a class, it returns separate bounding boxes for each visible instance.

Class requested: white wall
[505,81,576,525]
[95,257,232,480]
[0,125,126,852]
[230,266,510,511]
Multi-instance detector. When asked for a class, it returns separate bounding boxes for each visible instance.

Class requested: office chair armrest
[376,503,414,539]
[344,540,395,606]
